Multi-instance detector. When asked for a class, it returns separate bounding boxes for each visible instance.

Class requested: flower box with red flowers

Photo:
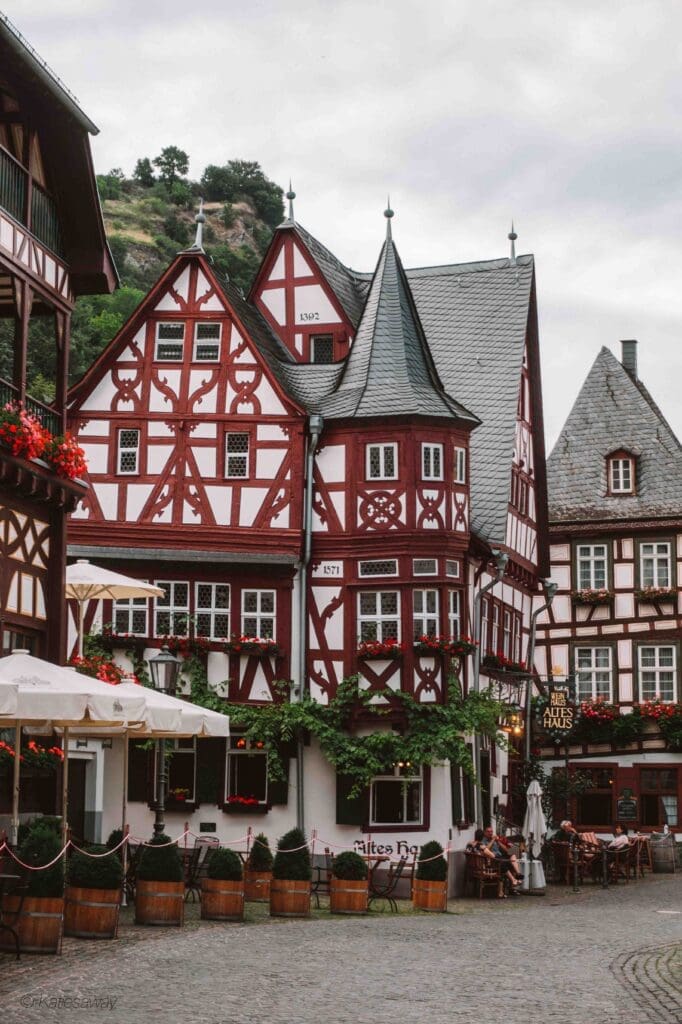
[223,795,269,814]
[579,698,618,725]
[634,587,677,603]
[43,431,87,480]
[482,652,528,673]
[161,634,211,657]
[571,588,613,606]
[98,628,148,653]
[0,404,49,460]
[70,654,130,686]
[413,635,478,657]
[225,636,281,657]
[21,740,64,772]
[357,638,405,660]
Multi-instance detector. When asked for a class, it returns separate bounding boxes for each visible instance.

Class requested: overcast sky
[8,1,682,448]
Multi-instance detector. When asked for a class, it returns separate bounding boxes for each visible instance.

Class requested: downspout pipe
[524,580,558,763]
[296,413,324,831]
[471,549,509,826]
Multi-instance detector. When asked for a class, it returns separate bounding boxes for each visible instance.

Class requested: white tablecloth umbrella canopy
[0,651,148,845]
[115,683,230,738]
[523,778,548,859]
[65,559,165,655]
[0,680,17,716]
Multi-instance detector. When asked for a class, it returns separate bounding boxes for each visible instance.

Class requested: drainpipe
[296,413,324,831]
[471,549,509,826]
[524,580,558,762]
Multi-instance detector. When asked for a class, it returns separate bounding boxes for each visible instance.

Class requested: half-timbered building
[0,15,115,662]
[67,199,549,849]
[535,342,682,835]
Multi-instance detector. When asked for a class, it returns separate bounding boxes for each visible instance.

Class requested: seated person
[608,824,630,851]
[553,820,579,843]
[479,826,522,890]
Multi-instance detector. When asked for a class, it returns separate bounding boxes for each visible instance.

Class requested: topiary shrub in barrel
[207,848,243,881]
[106,828,123,851]
[416,840,448,881]
[247,832,273,871]
[67,847,124,890]
[272,828,311,881]
[20,821,64,897]
[137,834,183,882]
[332,851,368,881]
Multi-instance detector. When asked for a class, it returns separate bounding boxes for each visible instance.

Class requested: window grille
[154,581,189,636]
[226,433,249,478]
[638,645,677,702]
[448,590,461,638]
[640,542,672,589]
[311,335,334,364]
[358,591,400,642]
[117,428,140,475]
[241,590,276,638]
[195,583,230,640]
[155,322,184,361]
[113,597,148,636]
[422,443,443,480]
[413,558,437,576]
[577,544,608,590]
[446,560,459,578]
[194,322,221,361]
[413,589,439,639]
[575,647,613,701]
[454,447,466,484]
[366,443,397,480]
[359,559,398,577]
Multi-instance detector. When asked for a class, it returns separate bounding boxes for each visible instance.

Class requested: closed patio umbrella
[523,778,547,859]
[65,559,164,656]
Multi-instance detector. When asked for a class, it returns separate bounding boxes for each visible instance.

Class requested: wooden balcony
[0,144,63,257]
[0,375,61,434]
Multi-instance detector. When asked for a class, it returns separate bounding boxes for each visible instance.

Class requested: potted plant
[65,846,123,939]
[201,849,244,921]
[135,834,184,927]
[0,821,64,954]
[244,832,273,902]
[329,851,368,914]
[270,827,311,917]
[413,840,448,912]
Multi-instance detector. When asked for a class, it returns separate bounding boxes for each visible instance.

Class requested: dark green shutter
[335,773,369,826]
[127,740,151,802]
[196,738,226,806]
[450,763,463,824]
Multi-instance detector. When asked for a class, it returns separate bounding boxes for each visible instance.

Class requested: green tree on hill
[200,160,283,228]
[133,157,155,187]
[153,146,189,189]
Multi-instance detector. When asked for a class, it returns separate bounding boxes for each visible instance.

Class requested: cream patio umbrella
[0,651,147,845]
[523,778,548,859]
[65,559,164,656]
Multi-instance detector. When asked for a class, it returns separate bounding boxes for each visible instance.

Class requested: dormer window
[607,451,635,495]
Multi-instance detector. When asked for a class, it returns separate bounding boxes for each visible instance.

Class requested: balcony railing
[0,146,64,258]
[0,376,61,436]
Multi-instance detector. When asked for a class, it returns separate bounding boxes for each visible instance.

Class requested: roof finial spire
[286,180,296,222]
[384,196,394,241]
[508,220,518,266]
[192,198,206,251]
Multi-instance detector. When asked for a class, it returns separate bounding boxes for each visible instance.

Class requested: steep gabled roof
[407,255,536,543]
[547,346,682,523]
[314,233,478,424]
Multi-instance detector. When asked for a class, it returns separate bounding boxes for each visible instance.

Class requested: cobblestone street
[1,875,680,1024]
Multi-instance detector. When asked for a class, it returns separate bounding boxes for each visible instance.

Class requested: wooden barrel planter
[0,895,64,954]
[269,879,311,917]
[135,879,185,926]
[244,869,272,902]
[651,835,676,873]
[413,879,448,912]
[200,878,244,921]
[64,886,120,939]
[329,878,367,915]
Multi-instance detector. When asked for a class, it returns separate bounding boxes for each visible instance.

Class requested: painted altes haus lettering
[62,198,549,849]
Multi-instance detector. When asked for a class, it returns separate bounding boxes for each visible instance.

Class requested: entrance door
[480,751,492,828]
[67,759,87,842]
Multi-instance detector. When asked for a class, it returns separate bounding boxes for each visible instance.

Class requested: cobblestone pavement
[1,874,680,1024]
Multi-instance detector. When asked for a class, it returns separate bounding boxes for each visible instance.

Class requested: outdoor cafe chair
[311,848,332,909]
[368,855,408,913]
[0,876,28,960]
[464,852,504,899]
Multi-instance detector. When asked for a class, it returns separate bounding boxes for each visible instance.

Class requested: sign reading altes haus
[541,688,576,733]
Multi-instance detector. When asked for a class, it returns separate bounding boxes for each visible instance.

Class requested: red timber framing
[250,226,355,362]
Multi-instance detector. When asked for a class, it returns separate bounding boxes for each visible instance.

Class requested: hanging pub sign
[536,687,578,742]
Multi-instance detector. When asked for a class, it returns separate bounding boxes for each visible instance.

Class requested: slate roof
[313,234,478,424]
[406,255,535,543]
[547,346,682,523]
[287,222,369,327]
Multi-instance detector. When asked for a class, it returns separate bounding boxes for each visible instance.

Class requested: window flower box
[413,635,477,657]
[0,402,87,479]
[225,636,281,657]
[223,796,269,814]
[357,638,405,660]
[571,589,613,606]
[634,587,677,603]
[98,630,148,653]
[482,652,528,673]
[162,635,211,657]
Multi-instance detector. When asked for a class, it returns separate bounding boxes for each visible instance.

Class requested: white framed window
[154,581,189,636]
[413,589,439,640]
[195,583,230,640]
[638,645,677,703]
[454,446,466,484]
[117,428,140,475]
[366,443,397,481]
[609,456,634,494]
[225,433,249,478]
[241,590,275,639]
[640,542,672,589]
[311,334,334,364]
[370,764,423,826]
[513,612,522,663]
[226,736,268,805]
[422,443,443,481]
[577,543,608,590]
[446,559,460,578]
[155,322,185,361]
[155,737,196,802]
[575,647,613,701]
[491,604,500,654]
[413,558,437,576]
[481,597,489,654]
[448,590,461,638]
[193,322,221,361]
[358,591,400,642]
[359,559,398,578]
[503,609,512,658]
[113,597,148,636]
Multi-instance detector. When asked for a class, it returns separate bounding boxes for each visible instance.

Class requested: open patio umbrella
[523,778,547,859]
[65,559,164,656]
[0,651,147,845]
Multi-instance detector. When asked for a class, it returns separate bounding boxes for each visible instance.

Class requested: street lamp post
[147,644,182,837]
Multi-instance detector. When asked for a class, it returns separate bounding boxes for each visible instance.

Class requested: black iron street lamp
[148,644,182,836]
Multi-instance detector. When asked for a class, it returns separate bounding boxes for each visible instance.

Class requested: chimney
[621,339,638,379]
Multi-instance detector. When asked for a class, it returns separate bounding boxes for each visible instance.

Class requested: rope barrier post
[246,826,252,860]
[121,825,130,908]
